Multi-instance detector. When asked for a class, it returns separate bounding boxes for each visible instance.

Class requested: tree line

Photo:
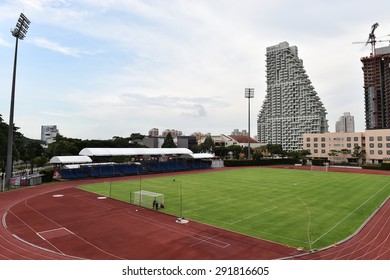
[1,114,314,176]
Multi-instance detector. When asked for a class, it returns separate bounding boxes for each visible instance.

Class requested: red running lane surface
[0,175,302,260]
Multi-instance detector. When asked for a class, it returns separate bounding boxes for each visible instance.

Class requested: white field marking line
[288,193,312,249]
[0,186,77,260]
[8,210,66,257]
[183,206,207,214]
[2,211,7,228]
[229,207,277,225]
[24,197,126,260]
[36,227,75,246]
[37,227,73,235]
[357,201,390,259]
[188,233,229,248]
[190,232,230,248]
[376,247,390,260]
[123,211,231,249]
[313,183,390,244]
[72,194,113,210]
[189,213,307,244]
[12,233,67,257]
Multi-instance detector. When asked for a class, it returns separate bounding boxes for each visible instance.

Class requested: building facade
[303,129,390,164]
[258,42,328,152]
[148,128,159,137]
[335,112,355,133]
[361,46,390,129]
[41,125,59,146]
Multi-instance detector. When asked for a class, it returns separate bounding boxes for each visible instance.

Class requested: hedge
[223,158,296,167]
[362,163,390,170]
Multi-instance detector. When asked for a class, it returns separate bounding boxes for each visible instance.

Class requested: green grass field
[78,167,390,250]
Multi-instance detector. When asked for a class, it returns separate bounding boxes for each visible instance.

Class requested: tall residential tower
[361,45,390,129]
[335,112,355,133]
[257,42,328,151]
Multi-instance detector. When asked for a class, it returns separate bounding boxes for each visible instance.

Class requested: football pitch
[78,167,390,250]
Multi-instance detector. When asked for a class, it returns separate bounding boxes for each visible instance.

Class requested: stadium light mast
[245,88,254,159]
[5,13,31,190]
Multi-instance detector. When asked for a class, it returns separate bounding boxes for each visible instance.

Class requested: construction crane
[353,22,379,56]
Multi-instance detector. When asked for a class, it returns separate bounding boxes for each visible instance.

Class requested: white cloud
[1,0,390,139]
[29,37,96,57]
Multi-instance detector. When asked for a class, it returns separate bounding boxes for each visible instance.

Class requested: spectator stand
[51,148,214,180]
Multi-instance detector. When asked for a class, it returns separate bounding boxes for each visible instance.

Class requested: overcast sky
[1,0,390,140]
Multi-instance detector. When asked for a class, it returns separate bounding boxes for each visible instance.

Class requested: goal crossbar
[133,190,164,209]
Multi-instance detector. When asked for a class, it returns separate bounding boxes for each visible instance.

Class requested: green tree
[328,149,339,163]
[288,149,311,163]
[162,132,177,148]
[351,145,365,166]
[0,114,8,173]
[24,141,45,172]
[266,144,284,158]
[214,146,229,158]
[45,139,79,157]
[252,146,264,160]
[227,145,242,159]
[199,136,214,153]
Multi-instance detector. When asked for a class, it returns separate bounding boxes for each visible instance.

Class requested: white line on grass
[313,182,390,244]
[229,207,278,225]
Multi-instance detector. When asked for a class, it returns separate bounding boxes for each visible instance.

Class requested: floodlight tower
[5,13,31,189]
[245,88,254,159]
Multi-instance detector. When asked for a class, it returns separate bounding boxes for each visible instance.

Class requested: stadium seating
[58,159,211,180]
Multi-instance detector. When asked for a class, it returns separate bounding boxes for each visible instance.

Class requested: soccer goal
[133,190,164,209]
[310,165,328,172]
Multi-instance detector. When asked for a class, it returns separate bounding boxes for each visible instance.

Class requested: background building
[231,129,248,136]
[162,129,182,138]
[258,42,328,152]
[41,125,59,146]
[303,132,364,163]
[148,128,159,137]
[335,112,355,133]
[304,129,390,164]
[361,45,390,129]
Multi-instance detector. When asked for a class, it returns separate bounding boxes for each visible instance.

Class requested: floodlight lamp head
[11,13,30,40]
[245,88,255,98]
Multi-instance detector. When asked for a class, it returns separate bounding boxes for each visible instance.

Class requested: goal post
[310,164,328,172]
[133,190,164,209]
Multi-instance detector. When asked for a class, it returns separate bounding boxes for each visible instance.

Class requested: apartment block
[258,42,328,152]
[361,46,390,129]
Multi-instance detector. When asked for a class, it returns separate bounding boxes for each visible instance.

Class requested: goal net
[310,165,328,172]
[133,190,164,209]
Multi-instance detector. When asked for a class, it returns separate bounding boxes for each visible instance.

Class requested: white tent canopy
[50,155,92,164]
[180,153,214,159]
[79,147,193,157]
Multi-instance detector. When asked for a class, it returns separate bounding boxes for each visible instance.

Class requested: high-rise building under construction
[361,45,390,129]
[257,42,328,151]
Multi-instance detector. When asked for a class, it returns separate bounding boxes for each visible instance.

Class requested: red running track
[0,174,302,260]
